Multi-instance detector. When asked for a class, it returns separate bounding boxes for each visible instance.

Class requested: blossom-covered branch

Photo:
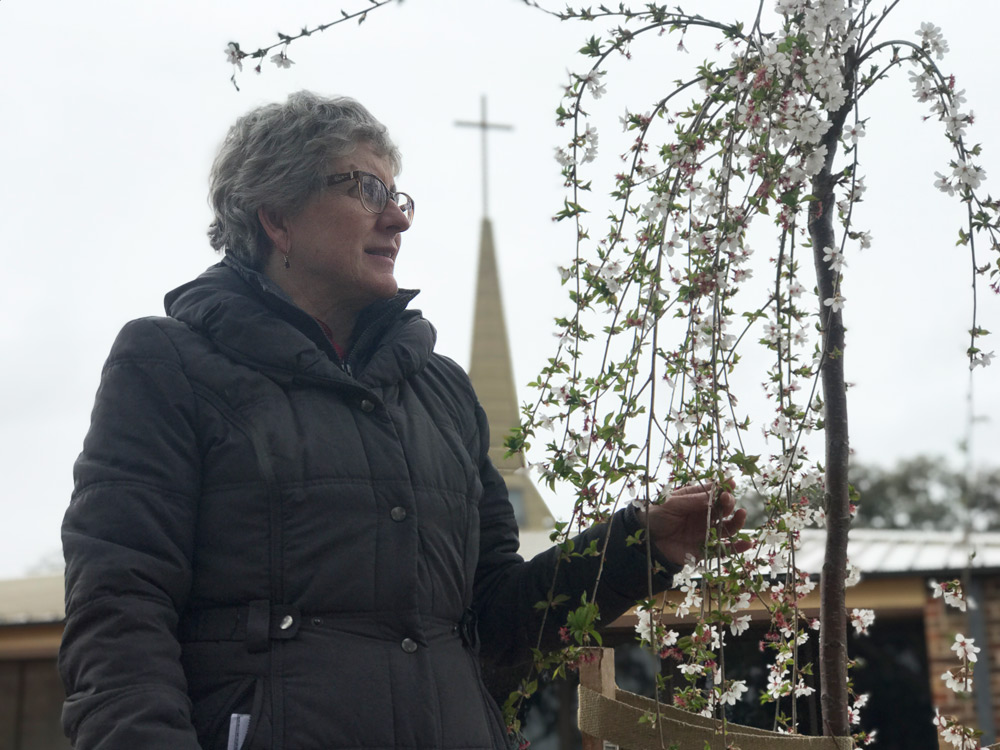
[512,0,1000,740]
[223,0,399,90]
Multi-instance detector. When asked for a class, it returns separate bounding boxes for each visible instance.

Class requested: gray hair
[207,91,401,269]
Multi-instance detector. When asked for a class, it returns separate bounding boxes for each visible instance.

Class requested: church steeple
[468,218,551,530]
[457,98,552,531]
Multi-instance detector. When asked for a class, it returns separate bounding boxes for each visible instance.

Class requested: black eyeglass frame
[325,170,415,222]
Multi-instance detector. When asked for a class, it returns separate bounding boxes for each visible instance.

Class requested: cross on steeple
[455,95,513,218]
[458,98,552,531]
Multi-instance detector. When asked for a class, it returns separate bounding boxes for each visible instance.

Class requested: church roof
[467,216,552,531]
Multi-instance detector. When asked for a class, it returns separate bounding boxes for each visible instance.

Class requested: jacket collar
[164,260,434,389]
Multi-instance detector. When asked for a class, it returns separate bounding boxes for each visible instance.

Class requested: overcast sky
[2,0,998,579]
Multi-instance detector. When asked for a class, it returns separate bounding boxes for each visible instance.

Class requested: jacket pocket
[227,713,251,750]
[191,676,265,750]
[241,677,268,750]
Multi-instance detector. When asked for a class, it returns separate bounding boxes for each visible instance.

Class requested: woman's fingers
[719,508,753,552]
[714,490,736,517]
[720,507,747,535]
[669,482,712,497]
[669,478,736,499]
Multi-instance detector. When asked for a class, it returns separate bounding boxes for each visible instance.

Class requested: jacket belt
[458,608,479,651]
[178,602,478,652]
[178,600,299,653]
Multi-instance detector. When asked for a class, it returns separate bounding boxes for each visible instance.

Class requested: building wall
[5,572,1000,750]
[0,658,68,750]
[923,575,1000,749]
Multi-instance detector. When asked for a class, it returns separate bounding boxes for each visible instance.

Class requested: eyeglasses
[325,170,415,223]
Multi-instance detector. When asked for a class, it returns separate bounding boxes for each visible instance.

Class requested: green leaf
[579,36,603,56]
[729,451,761,477]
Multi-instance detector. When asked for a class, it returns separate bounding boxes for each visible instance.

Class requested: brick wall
[923,576,1000,749]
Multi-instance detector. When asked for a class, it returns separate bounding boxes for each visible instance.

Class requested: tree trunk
[808,55,857,739]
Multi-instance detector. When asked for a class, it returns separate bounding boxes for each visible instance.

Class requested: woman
[60,91,747,750]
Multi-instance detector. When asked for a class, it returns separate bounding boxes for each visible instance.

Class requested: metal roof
[792,528,1000,577]
[522,528,1000,579]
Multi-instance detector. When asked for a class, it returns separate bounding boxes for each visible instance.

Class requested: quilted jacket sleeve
[59,319,202,750]
[470,401,678,672]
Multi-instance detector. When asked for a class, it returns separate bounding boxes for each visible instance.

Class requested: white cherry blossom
[942,667,973,693]
[554,147,576,167]
[720,680,749,705]
[951,633,980,663]
[225,43,243,70]
[582,124,599,163]
[934,172,956,196]
[909,69,935,102]
[803,144,828,177]
[730,615,751,636]
[642,195,671,222]
[845,563,861,587]
[795,680,815,698]
[930,579,967,611]
[823,294,845,312]
[944,107,969,138]
[850,608,875,635]
[918,22,950,60]
[845,122,866,144]
[971,351,995,369]
[762,42,792,78]
[823,246,847,272]
[583,69,607,99]
[953,160,985,189]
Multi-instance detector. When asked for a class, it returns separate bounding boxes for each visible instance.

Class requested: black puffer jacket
[60,262,672,750]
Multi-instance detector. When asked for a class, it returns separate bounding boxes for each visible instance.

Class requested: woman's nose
[379,200,411,233]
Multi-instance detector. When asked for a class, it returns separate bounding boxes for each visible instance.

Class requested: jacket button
[360,399,375,413]
[390,506,407,522]
[279,615,294,630]
[401,638,418,654]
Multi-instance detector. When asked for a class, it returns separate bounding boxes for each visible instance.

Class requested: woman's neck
[262,253,358,346]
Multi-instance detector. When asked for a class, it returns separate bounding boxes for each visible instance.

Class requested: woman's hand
[641,480,752,567]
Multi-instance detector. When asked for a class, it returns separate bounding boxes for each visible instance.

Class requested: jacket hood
[164,263,435,389]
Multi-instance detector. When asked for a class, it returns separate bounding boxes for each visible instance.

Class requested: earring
[283,253,290,269]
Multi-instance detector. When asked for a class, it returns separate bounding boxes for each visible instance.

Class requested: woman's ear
[257,206,291,255]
